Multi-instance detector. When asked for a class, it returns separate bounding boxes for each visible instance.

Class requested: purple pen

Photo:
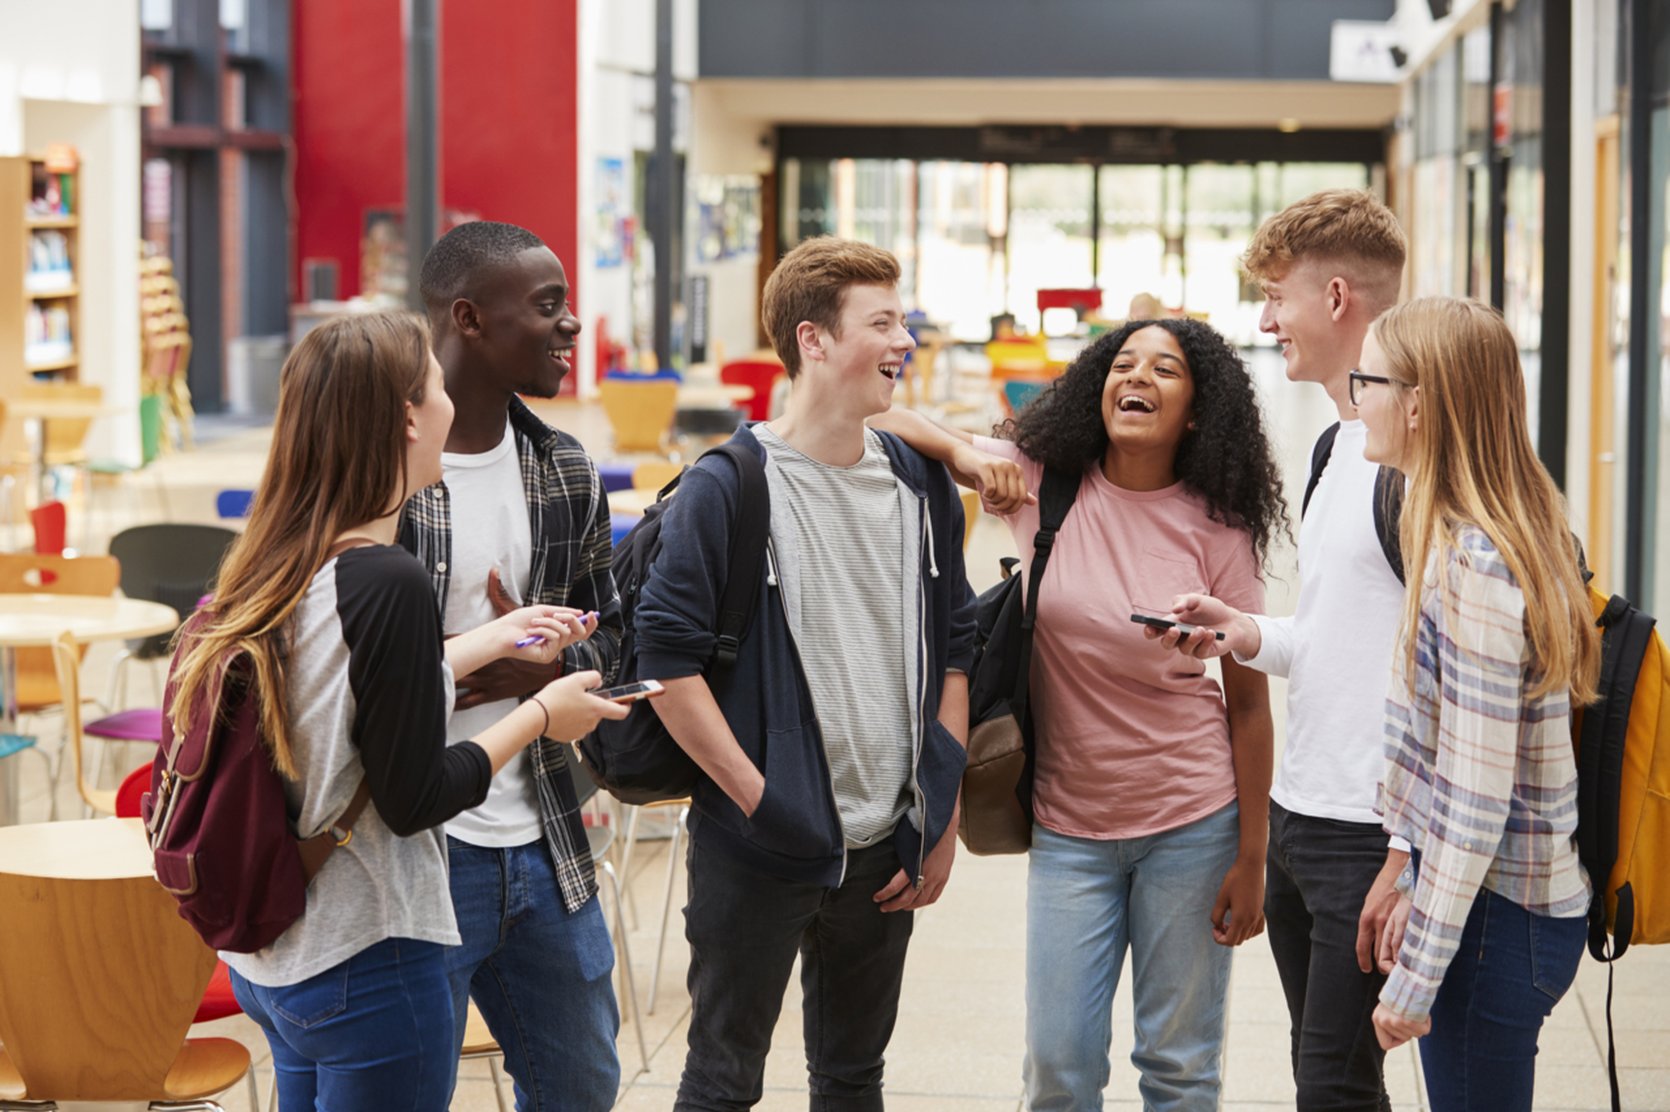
[514,612,596,649]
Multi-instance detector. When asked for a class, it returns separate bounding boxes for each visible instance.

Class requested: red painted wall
[292,0,579,303]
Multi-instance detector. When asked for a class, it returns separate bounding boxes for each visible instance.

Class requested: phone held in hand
[1129,612,1226,642]
[589,679,666,704]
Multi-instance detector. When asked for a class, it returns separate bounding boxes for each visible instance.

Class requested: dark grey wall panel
[700,0,1396,80]
[777,124,1387,165]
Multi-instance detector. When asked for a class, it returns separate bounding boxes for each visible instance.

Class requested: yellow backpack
[1574,583,1670,958]
[1573,582,1669,1112]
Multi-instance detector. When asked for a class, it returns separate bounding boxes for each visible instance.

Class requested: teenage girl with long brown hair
[1352,297,1600,1110]
[167,311,627,1111]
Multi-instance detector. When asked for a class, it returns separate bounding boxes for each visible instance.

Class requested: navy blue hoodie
[635,424,977,888]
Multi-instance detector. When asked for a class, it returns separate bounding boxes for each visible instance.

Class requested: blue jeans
[229,937,455,1112]
[1024,803,1239,1112]
[444,836,620,1112]
[1416,886,1586,1112]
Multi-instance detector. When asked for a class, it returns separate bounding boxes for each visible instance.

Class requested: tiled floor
[23,353,1670,1110]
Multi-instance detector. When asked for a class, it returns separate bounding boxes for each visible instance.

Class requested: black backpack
[1302,421,1406,583]
[577,443,770,804]
[959,467,1078,854]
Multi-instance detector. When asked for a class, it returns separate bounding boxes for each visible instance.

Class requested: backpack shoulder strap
[297,780,373,882]
[1577,597,1656,963]
[1014,467,1080,714]
[1301,422,1341,519]
[706,442,771,667]
[1372,466,1406,586]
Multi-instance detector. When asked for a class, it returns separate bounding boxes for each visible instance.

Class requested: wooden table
[0,815,153,878]
[0,817,225,1102]
[3,397,123,505]
[0,594,179,824]
[677,384,754,410]
[607,487,661,518]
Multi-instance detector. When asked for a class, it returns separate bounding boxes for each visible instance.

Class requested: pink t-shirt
[976,436,1265,840]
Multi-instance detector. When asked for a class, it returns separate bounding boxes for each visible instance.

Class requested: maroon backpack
[143,560,370,953]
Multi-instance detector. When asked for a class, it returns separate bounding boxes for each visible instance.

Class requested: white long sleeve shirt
[1239,420,1409,834]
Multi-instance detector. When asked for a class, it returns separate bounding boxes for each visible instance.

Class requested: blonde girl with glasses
[1351,296,1599,1111]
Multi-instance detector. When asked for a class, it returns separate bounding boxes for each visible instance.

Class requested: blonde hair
[168,312,433,776]
[1243,189,1406,310]
[762,237,901,379]
[1373,297,1599,704]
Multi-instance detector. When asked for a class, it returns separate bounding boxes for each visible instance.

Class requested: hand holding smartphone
[588,679,665,704]
[1130,613,1226,642]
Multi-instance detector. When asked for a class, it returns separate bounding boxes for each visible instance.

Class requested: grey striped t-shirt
[756,425,914,847]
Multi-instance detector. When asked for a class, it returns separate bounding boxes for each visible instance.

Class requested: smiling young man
[400,221,624,1111]
[634,236,976,1111]
[1159,190,1410,1111]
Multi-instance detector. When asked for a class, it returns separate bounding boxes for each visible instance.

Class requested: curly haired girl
[873,316,1288,1110]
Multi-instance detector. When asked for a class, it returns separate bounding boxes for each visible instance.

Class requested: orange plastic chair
[0,553,121,713]
[719,360,784,423]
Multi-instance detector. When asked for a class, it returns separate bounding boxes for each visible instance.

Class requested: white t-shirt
[1240,420,1409,830]
[442,420,541,847]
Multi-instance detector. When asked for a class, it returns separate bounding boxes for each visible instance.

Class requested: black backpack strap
[1578,596,1654,964]
[1301,422,1340,519]
[1372,466,1406,586]
[1013,467,1079,723]
[706,442,771,667]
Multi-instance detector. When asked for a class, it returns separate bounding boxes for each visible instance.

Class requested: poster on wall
[692,175,762,264]
[596,157,628,269]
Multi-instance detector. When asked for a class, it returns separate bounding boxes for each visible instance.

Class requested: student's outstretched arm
[869,407,1033,513]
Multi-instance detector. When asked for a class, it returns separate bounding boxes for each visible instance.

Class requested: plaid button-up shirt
[1378,525,1590,1021]
[398,396,624,913]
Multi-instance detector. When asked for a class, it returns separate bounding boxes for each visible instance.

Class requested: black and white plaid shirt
[398,396,623,913]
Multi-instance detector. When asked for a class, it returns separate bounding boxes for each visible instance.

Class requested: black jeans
[1265,801,1395,1112]
[675,837,915,1112]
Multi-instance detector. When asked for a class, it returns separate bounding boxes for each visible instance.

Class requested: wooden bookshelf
[1,152,82,462]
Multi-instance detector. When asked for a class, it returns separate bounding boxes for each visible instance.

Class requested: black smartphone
[1129,613,1226,642]
[589,679,666,704]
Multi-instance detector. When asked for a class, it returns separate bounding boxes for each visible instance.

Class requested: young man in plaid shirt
[401,221,623,1111]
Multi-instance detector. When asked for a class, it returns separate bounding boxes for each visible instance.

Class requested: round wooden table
[676,384,754,409]
[0,594,179,825]
[0,817,229,1102]
[607,487,662,518]
[0,815,152,878]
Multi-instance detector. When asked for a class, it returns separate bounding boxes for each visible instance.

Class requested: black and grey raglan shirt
[398,396,624,912]
[222,545,492,986]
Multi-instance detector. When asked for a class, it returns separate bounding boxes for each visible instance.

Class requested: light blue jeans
[1024,802,1239,1112]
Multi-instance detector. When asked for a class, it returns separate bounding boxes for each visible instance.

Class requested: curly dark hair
[998,318,1290,569]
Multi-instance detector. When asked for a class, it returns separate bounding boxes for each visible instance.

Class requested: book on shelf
[24,229,74,291]
[24,303,74,365]
[27,162,75,218]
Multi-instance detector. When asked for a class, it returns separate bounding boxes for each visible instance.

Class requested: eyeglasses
[1348,369,1392,407]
